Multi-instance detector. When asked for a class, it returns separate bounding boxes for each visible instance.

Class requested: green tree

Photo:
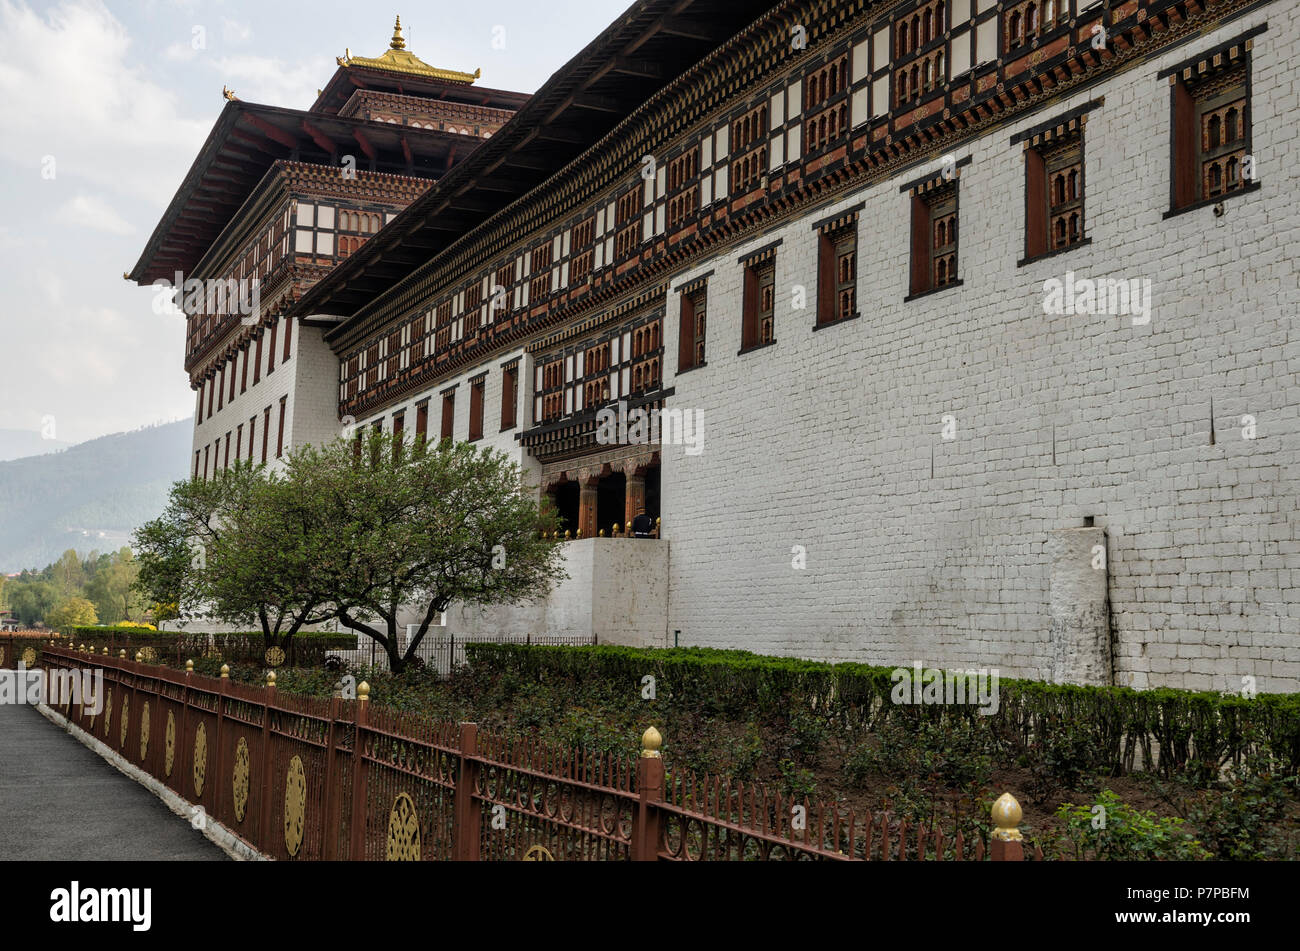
[7,578,57,626]
[297,431,564,672]
[85,547,145,624]
[45,597,98,630]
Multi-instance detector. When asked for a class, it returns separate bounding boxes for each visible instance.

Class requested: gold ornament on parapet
[265,646,285,668]
[21,647,36,667]
[523,845,555,861]
[140,646,157,664]
[120,697,129,747]
[165,711,176,777]
[284,755,306,857]
[140,701,150,761]
[232,737,250,822]
[194,722,208,797]
[386,793,421,861]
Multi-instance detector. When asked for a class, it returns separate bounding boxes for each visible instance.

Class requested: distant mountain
[0,429,72,462]
[0,420,191,572]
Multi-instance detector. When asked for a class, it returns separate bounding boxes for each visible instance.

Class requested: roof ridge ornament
[335,17,480,85]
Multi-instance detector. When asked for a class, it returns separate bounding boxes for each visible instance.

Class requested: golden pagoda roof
[337,17,480,85]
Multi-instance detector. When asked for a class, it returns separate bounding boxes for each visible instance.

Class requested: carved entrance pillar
[625,469,646,529]
[578,479,599,539]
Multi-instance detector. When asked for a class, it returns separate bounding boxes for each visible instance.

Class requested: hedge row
[463,644,1300,778]
[67,626,356,647]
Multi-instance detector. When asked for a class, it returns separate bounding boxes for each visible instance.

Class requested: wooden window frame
[500,365,519,431]
[907,181,960,299]
[740,256,777,354]
[816,222,859,328]
[415,400,430,449]
[1023,131,1087,262]
[1169,59,1254,215]
[678,285,708,372]
[441,390,456,442]
[468,377,486,442]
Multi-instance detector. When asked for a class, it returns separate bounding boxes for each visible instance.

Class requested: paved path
[0,701,226,860]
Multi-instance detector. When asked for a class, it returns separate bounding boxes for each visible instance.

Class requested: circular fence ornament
[232,738,251,822]
[385,793,421,861]
[120,697,129,748]
[140,646,157,664]
[165,712,176,777]
[140,701,150,761]
[523,844,555,862]
[193,722,208,797]
[284,756,306,857]
[21,647,36,667]
[264,646,285,668]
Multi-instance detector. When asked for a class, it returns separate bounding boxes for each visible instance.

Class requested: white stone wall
[190,314,301,476]
[661,6,1300,692]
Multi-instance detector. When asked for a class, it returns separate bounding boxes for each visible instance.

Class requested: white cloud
[209,53,327,108]
[221,17,252,44]
[56,194,135,236]
[0,0,210,205]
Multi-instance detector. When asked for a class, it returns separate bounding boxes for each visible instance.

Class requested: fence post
[632,727,664,862]
[177,660,192,795]
[215,664,229,822]
[348,681,370,860]
[321,695,342,861]
[452,723,481,861]
[990,792,1025,861]
[258,671,277,853]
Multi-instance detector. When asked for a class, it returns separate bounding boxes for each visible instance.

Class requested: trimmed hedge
[463,644,1300,779]
[65,626,357,667]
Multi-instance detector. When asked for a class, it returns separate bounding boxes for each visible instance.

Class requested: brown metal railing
[36,645,1032,861]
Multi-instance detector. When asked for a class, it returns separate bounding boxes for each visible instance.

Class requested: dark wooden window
[386,329,402,380]
[678,287,707,371]
[614,183,644,261]
[666,146,699,229]
[194,450,200,480]
[247,416,256,462]
[817,224,858,326]
[223,431,231,470]
[741,257,776,350]
[1004,0,1057,53]
[240,347,249,393]
[345,356,359,401]
[253,332,263,384]
[282,316,293,361]
[530,244,553,301]
[1172,61,1250,211]
[392,412,404,461]
[276,397,286,458]
[1025,132,1085,259]
[909,183,958,296]
[582,343,610,408]
[469,378,485,441]
[806,55,849,152]
[540,359,564,422]
[570,217,595,283]
[228,359,236,403]
[267,321,278,374]
[501,365,518,430]
[493,262,515,321]
[261,406,270,463]
[732,102,769,193]
[217,367,225,411]
[415,401,429,448]
[203,445,209,480]
[465,282,483,336]
[441,391,455,441]
[630,319,662,395]
[435,300,453,354]
[236,424,243,463]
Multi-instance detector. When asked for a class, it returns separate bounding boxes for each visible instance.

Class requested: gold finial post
[79,644,85,652]
[266,670,277,688]
[135,651,144,663]
[390,16,406,50]
[641,726,663,759]
[101,647,108,655]
[185,659,194,673]
[358,681,371,703]
[118,649,126,659]
[220,664,230,680]
[990,792,1026,861]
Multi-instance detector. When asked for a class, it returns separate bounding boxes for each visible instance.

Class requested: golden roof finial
[222,85,239,101]
[335,18,479,84]
[390,16,406,50]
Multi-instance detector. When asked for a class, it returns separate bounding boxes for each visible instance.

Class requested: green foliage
[45,597,98,630]
[463,644,1300,780]
[1057,790,1211,860]
[1184,769,1300,861]
[1,547,143,627]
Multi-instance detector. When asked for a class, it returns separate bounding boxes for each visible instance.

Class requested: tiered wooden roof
[291,0,787,323]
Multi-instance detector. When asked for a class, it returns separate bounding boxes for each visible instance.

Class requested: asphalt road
[0,701,226,861]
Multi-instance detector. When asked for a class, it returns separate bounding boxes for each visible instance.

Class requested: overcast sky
[0,0,628,445]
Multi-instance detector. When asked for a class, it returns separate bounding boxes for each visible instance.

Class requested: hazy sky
[0,0,629,445]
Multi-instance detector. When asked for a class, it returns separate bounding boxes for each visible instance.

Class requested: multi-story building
[136,1,1300,692]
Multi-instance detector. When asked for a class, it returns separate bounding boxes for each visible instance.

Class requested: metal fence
[37,645,1034,861]
[0,633,46,670]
